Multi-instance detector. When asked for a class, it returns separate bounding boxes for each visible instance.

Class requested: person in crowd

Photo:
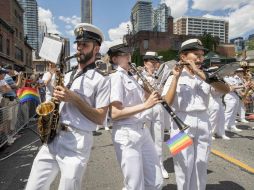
[108,43,163,190]
[162,39,230,190]
[142,51,169,179]
[42,61,57,101]
[25,23,110,190]
[37,73,46,103]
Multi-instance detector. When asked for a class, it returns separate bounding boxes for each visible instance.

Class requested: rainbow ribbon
[166,131,193,156]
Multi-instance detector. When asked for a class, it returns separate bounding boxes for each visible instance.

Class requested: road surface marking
[211,149,254,174]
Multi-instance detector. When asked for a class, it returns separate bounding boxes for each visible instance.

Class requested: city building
[0,0,33,73]
[17,0,39,53]
[174,16,229,43]
[81,0,92,23]
[153,2,171,32]
[230,37,245,53]
[131,0,153,33]
[38,21,47,51]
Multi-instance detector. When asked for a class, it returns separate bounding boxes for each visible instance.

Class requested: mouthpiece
[64,53,79,62]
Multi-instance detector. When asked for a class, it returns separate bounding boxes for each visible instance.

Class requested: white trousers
[171,111,211,190]
[238,100,246,120]
[224,96,239,129]
[25,128,93,190]
[209,101,226,136]
[147,104,165,166]
[112,124,163,190]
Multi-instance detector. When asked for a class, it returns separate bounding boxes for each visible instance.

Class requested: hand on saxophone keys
[53,86,74,103]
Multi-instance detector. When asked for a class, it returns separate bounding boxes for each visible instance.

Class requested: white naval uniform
[110,66,163,190]
[25,69,110,190]
[223,76,240,129]
[162,69,211,190]
[234,75,246,120]
[142,71,167,172]
[208,87,226,137]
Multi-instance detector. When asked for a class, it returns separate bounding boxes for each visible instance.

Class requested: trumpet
[129,63,189,131]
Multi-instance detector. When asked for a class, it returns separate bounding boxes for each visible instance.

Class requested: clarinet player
[108,43,163,190]
[25,23,110,190]
[162,39,230,190]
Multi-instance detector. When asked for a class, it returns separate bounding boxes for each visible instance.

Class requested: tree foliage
[200,32,220,52]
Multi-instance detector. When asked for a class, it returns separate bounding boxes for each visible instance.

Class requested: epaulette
[95,67,109,76]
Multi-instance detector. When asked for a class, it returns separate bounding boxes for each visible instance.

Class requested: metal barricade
[0,100,37,148]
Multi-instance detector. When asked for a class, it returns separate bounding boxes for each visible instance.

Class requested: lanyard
[66,63,96,89]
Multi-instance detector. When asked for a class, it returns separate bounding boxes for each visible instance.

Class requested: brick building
[125,16,195,55]
[0,0,32,72]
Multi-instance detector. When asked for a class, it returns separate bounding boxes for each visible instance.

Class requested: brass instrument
[129,63,189,131]
[36,69,64,144]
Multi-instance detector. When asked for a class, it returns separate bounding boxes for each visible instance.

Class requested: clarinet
[129,63,189,131]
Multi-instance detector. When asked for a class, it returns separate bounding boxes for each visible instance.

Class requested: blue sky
[37,0,254,55]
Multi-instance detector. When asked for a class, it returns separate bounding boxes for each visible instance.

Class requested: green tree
[157,49,178,61]
[246,40,254,50]
[200,32,220,52]
[131,48,143,66]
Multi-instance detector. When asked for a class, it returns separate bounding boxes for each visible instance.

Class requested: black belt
[3,96,15,101]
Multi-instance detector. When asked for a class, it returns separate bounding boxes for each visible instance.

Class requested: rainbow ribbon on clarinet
[17,87,40,105]
[166,130,193,156]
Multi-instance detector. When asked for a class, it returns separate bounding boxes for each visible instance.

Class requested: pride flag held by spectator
[17,87,40,105]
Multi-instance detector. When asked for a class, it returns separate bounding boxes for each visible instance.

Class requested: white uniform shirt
[42,72,56,101]
[60,69,110,132]
[162,69,210,112]
[223,76,239,100]
[110,66,146,126]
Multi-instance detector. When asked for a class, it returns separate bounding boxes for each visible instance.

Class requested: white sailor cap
[143,51,159,61]
[236,68,244,72]
[179,38,208,53]
[74,23,104,46]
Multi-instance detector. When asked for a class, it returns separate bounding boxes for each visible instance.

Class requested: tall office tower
[153,1,171,32]
[131,0,153,33]
[38,21,47,51]
[174,16,229,43]
[81,0,92,23]
[18,0,39,52]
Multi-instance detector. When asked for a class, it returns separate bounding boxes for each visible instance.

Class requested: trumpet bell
[36,101,55,116]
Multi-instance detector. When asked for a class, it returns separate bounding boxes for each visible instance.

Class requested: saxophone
[36,69,64,144]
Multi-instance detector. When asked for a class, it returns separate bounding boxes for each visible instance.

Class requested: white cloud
[164,0,189,18]
[203,2,254,39]
[38,7,60,34]
[59,15,81,27]
[192,0,252,11]
[100,21,131,54]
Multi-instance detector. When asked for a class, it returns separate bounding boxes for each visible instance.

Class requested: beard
[77,48,94,64]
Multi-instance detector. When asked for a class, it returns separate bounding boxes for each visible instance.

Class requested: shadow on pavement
[206,181,245,190]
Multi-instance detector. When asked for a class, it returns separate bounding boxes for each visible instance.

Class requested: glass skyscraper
[153,2,171,32]
[18,0,39,52]
[131,0,153,33]
[81,0,92,23]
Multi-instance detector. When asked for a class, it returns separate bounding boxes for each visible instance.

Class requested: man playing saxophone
[25,23,110,190]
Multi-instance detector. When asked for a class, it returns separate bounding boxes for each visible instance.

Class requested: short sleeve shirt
[110,66,145,126]
[162,69,210,112]
[60,69,110,132]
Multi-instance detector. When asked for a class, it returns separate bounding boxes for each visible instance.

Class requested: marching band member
[162,39,229,190]
[25,23,110,190]
[142,51,169,179]
[223,72,243,132]
[108,44,163,190]
[234,68,249,123]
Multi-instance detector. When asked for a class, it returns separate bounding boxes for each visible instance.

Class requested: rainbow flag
[166,131,193,156]
[17,87,40,105]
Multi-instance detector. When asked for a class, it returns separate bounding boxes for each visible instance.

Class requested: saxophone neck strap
[66,63,96,89]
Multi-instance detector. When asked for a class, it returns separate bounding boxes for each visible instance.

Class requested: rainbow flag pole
[17,87,40,105]
[166,130,193,156]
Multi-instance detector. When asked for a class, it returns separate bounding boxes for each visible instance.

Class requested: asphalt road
[0,121,253,190]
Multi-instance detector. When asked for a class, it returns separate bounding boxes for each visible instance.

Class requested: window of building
[6,39,10,55]
[0,34,3,52]
[143,39,149,50]
[36,64,45,72]
[15,47,23,61]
